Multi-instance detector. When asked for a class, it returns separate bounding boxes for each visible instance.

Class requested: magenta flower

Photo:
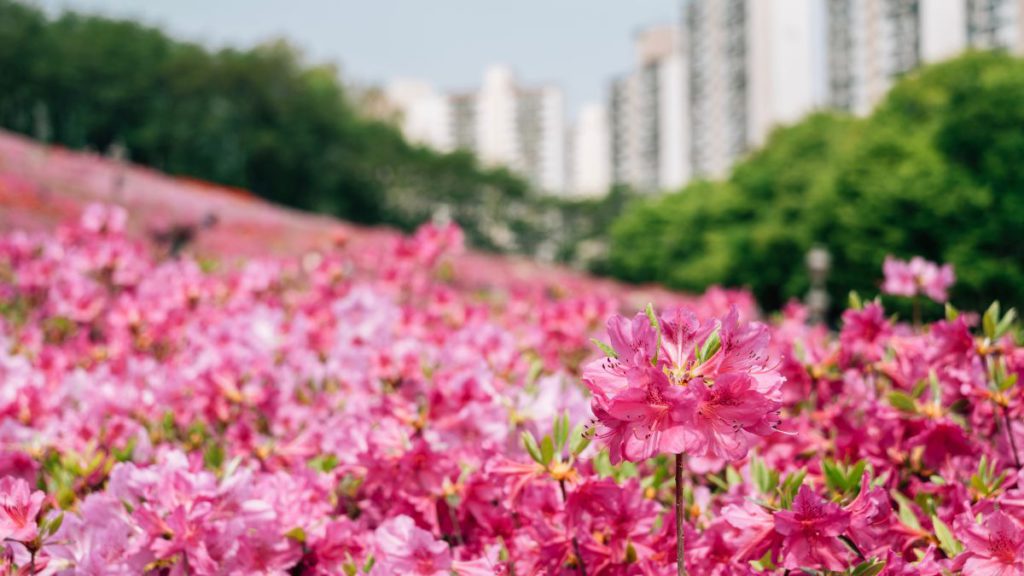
[773,486,852,571]
[0,476,45,543]
[684,373,781,460]
[955,510,1024,575]
[584,306,782,463]
[882,256,955,302]
[589,366,691,463]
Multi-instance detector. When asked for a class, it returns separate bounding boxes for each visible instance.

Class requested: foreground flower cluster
[0,206,1021,575]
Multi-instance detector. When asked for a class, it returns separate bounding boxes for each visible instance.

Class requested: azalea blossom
[883,256,956,302]
[584,306,783,463]
[0,477,45,543]
[955,510,1024,576]
[774,486,852,571]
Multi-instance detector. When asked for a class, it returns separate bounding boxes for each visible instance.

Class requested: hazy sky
[34,0,680,117]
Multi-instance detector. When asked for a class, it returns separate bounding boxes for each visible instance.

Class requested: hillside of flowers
[0,201,1022,575]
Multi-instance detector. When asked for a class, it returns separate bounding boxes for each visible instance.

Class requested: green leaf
[892,492,922,531]
[285,526,306,543]
[309,454,339,473]
[552,412,569,451]
[778,469,806,509]
[624,541,638,563]
[945,302,959,322]
[887,391,918,414]
[699,328,722,365]
[846,460,867,493]
[751,456,778,496]
[997,308,1018,339]
[706,474,729,491]
[570,423,592,457]
[726,465,742,487]
[910,379,929,399]
[645,303,661,365]
[851,560,887,576]
[932,515,963,558]
[521,431,543,464]
[849,290,863,311]
[204,442,225,471]
[540,435,555,466]
[822,459,846,494]
[46,512,64,537]
[590,338,618,359]
[929,371,942,405]
[984,301,1000,340]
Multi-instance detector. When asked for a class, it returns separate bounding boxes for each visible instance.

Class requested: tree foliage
[608,51,1024,314]
[0,0,548,251]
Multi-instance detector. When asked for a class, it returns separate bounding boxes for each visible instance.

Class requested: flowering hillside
[2,137,1024,575]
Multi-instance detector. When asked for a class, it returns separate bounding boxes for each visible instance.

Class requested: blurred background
[1,0,1023,315]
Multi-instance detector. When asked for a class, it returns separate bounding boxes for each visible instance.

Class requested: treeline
[607,52,1024,315]
[0,0,574,254]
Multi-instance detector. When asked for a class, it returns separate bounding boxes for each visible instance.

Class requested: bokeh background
[1,0,1023,317]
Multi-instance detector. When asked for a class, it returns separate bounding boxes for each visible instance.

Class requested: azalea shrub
[0,205,1023,576]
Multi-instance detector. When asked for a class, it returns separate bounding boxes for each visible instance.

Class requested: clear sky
[33,0,681,118]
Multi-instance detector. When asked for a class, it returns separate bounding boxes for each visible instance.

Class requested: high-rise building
[684,0,827,178]
[567,103,611,197]
[384,80,453,151]
[609,24,689,193]
[386,65,566,194]
[828,0,1024,115]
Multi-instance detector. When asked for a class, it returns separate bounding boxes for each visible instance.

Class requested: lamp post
[806,246,831,325]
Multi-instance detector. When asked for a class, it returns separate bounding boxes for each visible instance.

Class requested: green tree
[608,51,1024,314]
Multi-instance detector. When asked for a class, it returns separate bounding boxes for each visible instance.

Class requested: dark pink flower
[683,373,781,460]
[774,486,852,571]
[955,510,1024,575]
[840,302,892,366]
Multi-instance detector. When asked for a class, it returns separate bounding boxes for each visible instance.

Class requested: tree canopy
[608,51,1024,315]
[0,0,541,251]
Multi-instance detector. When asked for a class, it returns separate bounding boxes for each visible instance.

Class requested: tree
[608,52,1024,315]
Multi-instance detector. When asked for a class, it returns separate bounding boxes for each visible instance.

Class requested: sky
[33,0,681,118]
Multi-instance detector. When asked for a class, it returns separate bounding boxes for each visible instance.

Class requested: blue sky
[34,0,680,116]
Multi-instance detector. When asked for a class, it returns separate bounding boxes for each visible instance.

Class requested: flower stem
[912,295,921,330]
[675,452,686,576]
[559,478,587,576]
[1005,405,1021,470]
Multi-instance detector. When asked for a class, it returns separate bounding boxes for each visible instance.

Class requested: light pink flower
[0,476,45,543]
[373,515,452,575]
[882,256,955,302]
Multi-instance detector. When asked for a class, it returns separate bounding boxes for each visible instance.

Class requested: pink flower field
[1,132,1024,575]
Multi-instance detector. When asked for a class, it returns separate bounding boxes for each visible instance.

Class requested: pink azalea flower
[955,510,1024,575]
[590,366,691,463]
[585,306,783,463]
[373,515,452,575]
[843,473,893,555]
[882,256,955,302]
[840,302,893,366]
[0,476,45,543]
[774,486,852,571]
[684,373,781,461]
[722,500,782,562]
